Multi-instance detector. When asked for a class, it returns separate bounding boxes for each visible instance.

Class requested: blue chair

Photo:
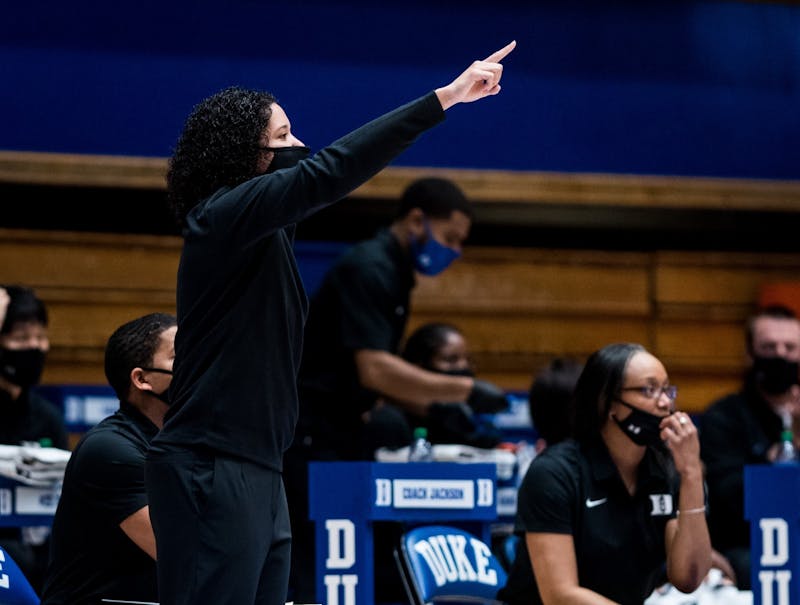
[395,525,508,605]
[0,547,39,605]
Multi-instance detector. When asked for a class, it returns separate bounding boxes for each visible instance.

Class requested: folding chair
[395,525,508,605]
[0,546,39,605]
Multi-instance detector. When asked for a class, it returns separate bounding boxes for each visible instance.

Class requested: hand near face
[435,41,516,110]
[659,412,702,476]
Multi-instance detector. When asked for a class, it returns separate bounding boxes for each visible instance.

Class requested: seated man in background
[287,177,508,602]
[41,312,177,605]
[0,285,68,592]
[700,304,800,590]
[399,321,503,449]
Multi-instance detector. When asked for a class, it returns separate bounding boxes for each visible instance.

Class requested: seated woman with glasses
[498,342,711,605]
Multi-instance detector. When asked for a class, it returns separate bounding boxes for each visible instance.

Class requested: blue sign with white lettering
[308,462,497,605]
[745,464,800,605]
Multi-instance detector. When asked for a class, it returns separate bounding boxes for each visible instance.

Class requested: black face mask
[264,146,311,173]
[148,387,171,406]
[433,367,476,378]
[0,348,46,389]
[612,399,666,447]
[141,367,173,406]
[751,355,799,395]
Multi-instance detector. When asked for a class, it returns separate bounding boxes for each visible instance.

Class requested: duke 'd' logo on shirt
[412,533,499,588]
[649,494,673,516]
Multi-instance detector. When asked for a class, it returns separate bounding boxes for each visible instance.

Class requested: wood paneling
[0,229,180,384]
[3,228,800,412]
[4,150,800,211]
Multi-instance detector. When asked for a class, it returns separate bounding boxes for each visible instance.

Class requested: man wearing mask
[296,177,507,461]
[287,177,507,602]
[42,313,176,605]
[0,285,68,592]
[700,304,800,590]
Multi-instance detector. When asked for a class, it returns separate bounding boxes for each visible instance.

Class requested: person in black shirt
[146,41,517,605]
[42,312,176,605]
[701,304,800,590]
[0,285,68,593]
[399,321,504,449]
[297,182,508,462]
[498,343,711,605]
[288,179,509,602]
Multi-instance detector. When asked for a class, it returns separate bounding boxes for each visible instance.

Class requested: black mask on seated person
[140,367,173,406]
[265,146,311,173]
[751,355,799,395]
[431,367,476,379]
[0,348,46,389]
[613,399,666,447]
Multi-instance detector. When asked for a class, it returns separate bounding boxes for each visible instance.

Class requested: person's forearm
[355,349,471,413]
[540,586,621,605]
[666,468,712,592]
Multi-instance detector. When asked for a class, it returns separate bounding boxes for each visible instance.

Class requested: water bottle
[408,427,433,462]
[775,429,798,464]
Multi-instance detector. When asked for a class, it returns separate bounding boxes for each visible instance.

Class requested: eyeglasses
[621,384,678,402]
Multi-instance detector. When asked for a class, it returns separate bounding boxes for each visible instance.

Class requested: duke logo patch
[649,494,673,516]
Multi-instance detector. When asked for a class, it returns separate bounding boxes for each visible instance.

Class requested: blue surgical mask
[410,222,460,276]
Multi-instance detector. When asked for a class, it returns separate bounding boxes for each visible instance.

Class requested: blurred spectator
[401,322,503,448]
[0,285,68,592]
[287,178,507,602]
[701,304,800,589]
[527,357,584,452]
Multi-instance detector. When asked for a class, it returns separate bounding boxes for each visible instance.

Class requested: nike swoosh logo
[585,497,608,508]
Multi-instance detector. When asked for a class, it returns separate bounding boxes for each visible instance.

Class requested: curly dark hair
[104,313,177,401]
[166,86,276,227]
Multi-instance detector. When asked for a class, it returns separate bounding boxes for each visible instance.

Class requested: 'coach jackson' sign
[308,461,497,605]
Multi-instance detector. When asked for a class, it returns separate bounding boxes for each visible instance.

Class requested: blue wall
[2,0,799,179]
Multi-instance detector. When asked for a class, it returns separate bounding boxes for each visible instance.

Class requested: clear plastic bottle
[408,427,433,462]
[775,429,798,464]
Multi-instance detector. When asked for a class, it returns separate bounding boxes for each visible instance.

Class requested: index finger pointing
[483,40,517,63]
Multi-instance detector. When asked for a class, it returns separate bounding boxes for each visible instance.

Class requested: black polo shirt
[154,92,445,471]
[298,228,415,458]
[498,438,679,605]
[41,402,158,605]
[700,382,780,554]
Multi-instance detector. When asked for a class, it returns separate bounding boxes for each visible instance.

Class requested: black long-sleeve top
[153,92,445,471]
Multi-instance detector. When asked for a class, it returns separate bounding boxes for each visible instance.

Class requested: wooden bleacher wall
[3,226,800,414]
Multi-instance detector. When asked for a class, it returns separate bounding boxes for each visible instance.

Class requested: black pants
[145,447,291,605]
